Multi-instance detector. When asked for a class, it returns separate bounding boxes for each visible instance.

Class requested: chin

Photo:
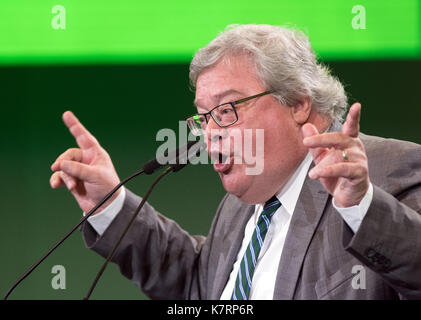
[219,168,254,203]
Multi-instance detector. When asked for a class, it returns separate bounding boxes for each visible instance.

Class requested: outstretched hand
[302,103,370,208]
[50,111,121,213]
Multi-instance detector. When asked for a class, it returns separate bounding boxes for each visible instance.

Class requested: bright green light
[0,0,419,65]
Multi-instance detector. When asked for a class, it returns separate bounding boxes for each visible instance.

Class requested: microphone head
[142,160,162,175]
[143,140,205,174]
[170,140,206,172]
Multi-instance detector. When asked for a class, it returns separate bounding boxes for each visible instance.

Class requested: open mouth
[210,151,232,173]
[218,152,228,164]
[210,150,229,164]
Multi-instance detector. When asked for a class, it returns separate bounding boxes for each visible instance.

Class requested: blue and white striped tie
[231,195,281,300]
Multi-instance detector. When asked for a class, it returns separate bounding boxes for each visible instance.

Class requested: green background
[0,1,420,300]
[1,0,420,63]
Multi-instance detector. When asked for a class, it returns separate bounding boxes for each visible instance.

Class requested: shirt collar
[252,152,313,224]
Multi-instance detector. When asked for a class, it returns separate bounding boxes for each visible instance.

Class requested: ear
[291,97,311,125]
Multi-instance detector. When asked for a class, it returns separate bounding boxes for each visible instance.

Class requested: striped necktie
[231,195,281,300]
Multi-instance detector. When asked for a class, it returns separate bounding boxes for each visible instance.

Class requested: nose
[205,116,225,144]
[205,117,231,161]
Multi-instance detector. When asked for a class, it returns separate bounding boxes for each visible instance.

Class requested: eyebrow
[193,89,244,110]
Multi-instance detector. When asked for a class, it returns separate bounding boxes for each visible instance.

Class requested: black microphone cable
[83,166,172,300]
[2,167,144,301]
[2,140,204,300]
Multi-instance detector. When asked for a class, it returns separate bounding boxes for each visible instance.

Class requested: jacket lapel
[273,173,330,299]
[272,120,341,299]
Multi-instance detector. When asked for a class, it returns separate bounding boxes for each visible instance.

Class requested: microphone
[142,140,204,174]
[2,139,206,300]
[170,140,206,172]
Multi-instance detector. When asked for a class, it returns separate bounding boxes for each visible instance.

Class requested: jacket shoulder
[360,133,421,194]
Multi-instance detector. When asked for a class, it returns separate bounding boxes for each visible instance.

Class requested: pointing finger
[62,111,100,150]
[342,103,361,138]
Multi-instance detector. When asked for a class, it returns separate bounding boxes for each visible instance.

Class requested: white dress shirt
[86,153,373,299]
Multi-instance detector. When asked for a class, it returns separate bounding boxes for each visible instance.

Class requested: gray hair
[189,24,348,122]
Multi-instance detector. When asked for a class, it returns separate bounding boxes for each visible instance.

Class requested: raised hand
[50,111,121,214]
[302,103,370,208]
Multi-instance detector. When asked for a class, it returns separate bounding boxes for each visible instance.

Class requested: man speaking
[50,24,421,299]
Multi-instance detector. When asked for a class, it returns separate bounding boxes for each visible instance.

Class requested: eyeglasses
[185,91,272,136]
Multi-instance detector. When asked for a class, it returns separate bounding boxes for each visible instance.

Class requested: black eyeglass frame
[186,90,272,131]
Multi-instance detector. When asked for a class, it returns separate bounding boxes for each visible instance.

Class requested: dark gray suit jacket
[82,131,421,299]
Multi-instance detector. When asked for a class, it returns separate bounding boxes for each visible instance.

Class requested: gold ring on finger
[342,150,349,161]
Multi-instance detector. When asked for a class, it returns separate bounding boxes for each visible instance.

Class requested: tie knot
[262,195,281,213]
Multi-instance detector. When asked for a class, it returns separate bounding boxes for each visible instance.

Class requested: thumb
[342,103,361,137]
